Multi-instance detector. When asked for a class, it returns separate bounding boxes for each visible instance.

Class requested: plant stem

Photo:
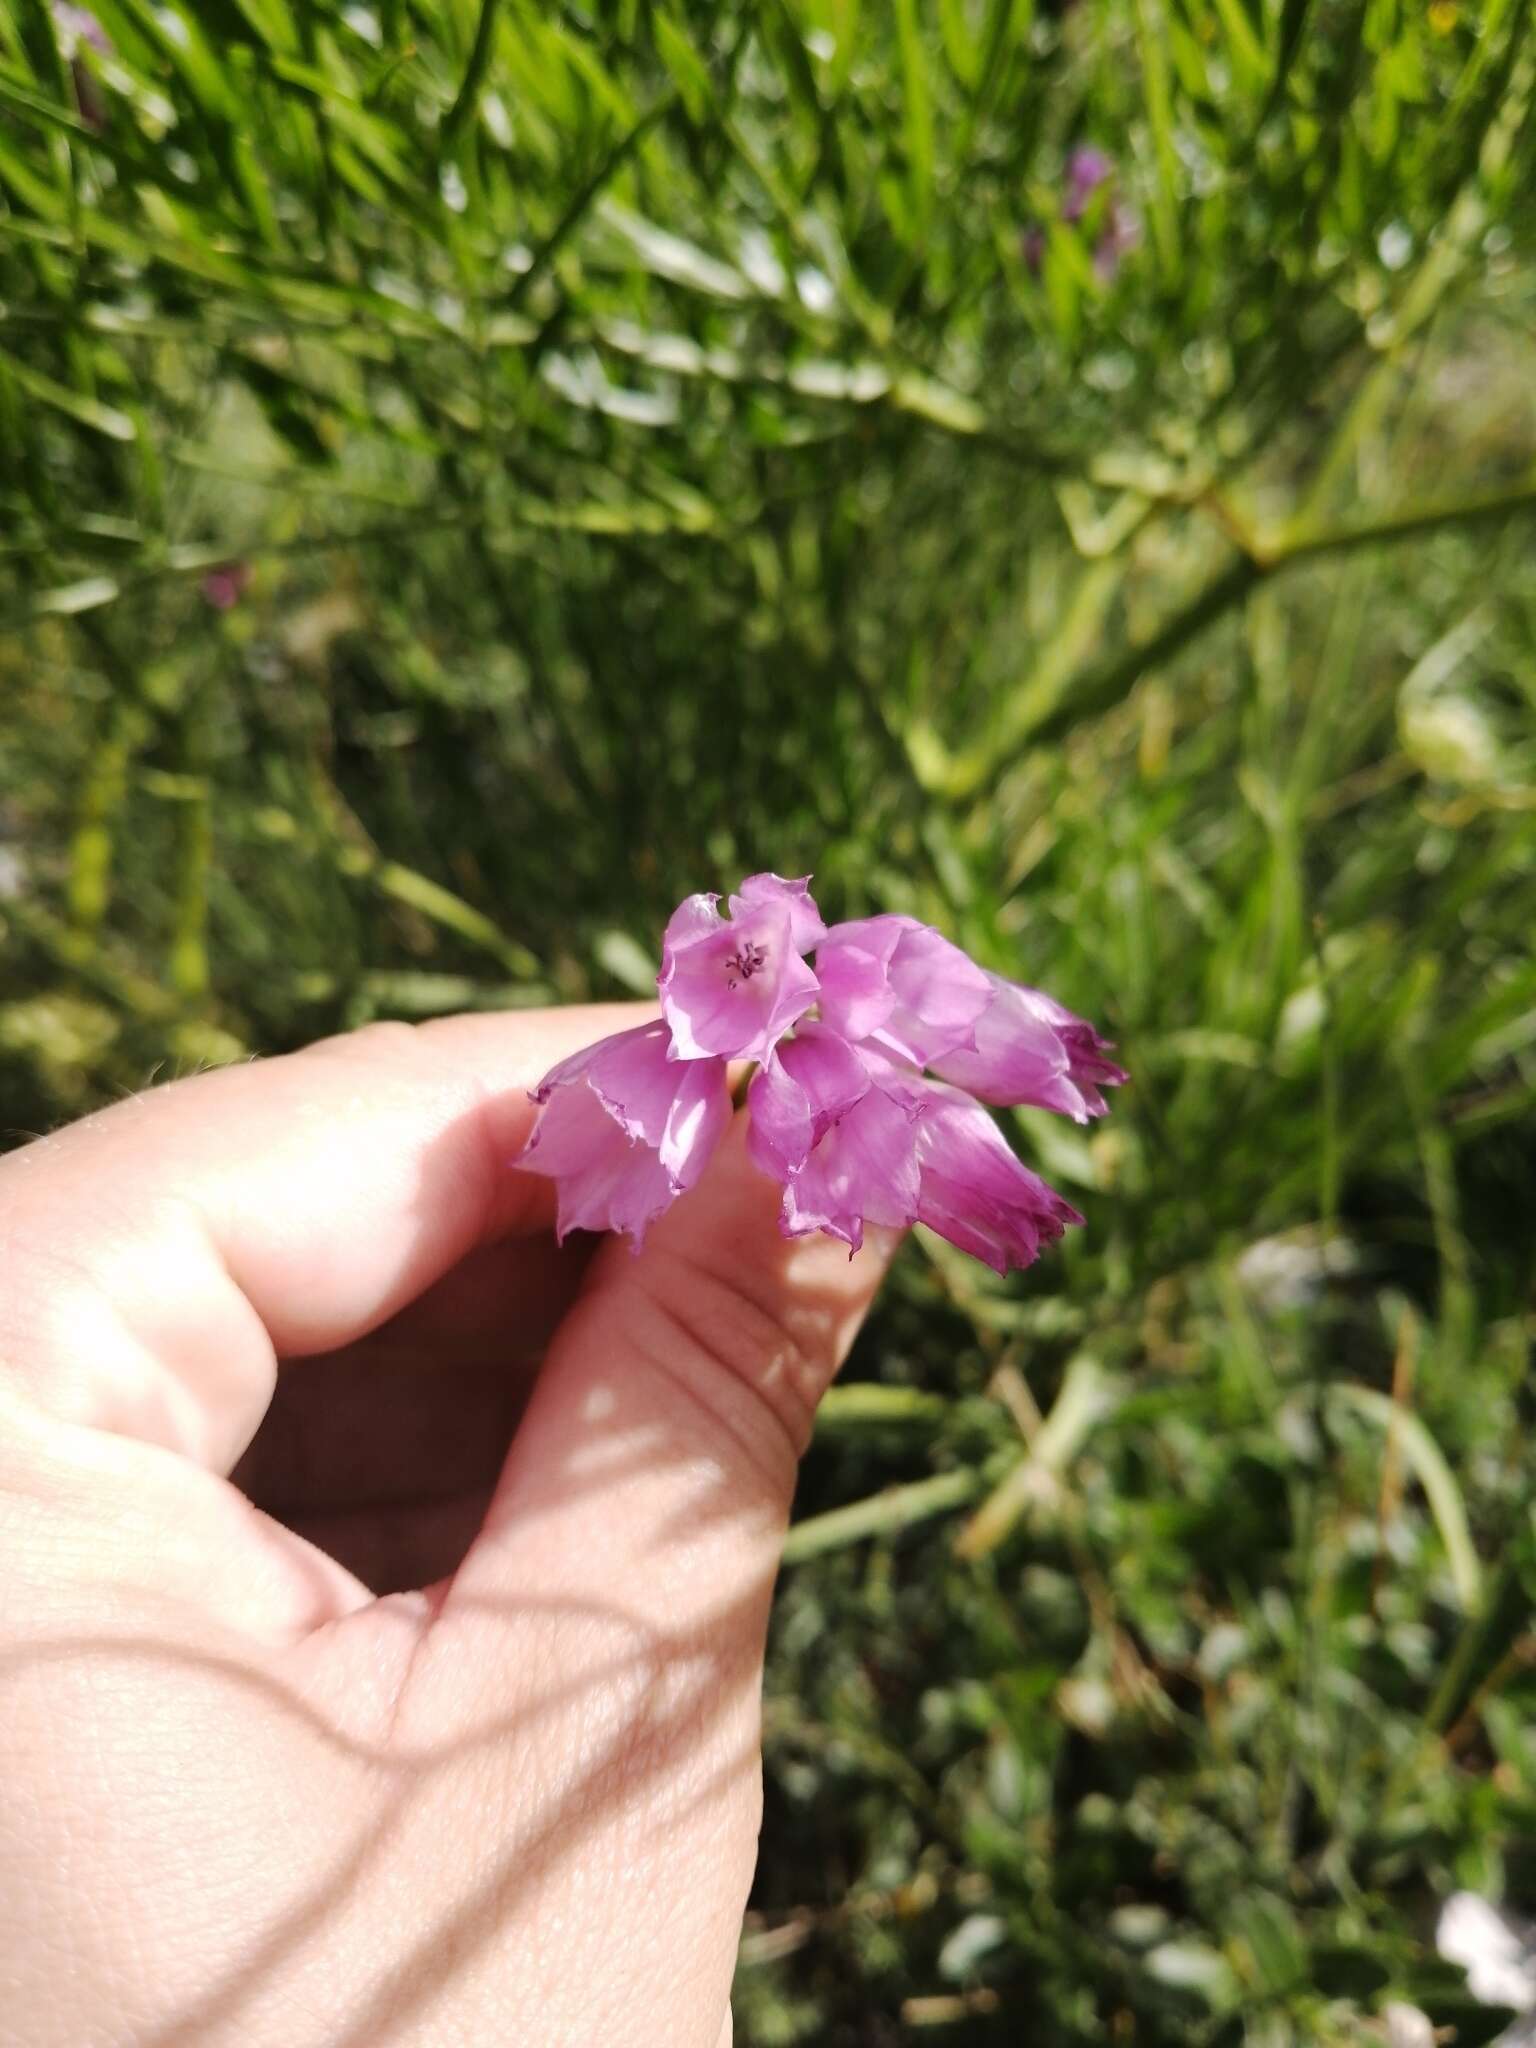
[781,1466,995,1565]
[439,0,502,151]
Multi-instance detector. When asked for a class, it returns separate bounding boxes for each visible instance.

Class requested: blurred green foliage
[4,0,1536,2040]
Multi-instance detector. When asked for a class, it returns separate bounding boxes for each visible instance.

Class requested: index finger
[0,1006,648,1471]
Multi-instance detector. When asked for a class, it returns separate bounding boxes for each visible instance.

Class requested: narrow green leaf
[939,0,979,88]
[593,928,658,994]
[892,0,935,240]
[1270,0,1317,111]
[888,371,985,435]
[369,860,543,977]
[822,0,863,94]
[599,201,752,301]
[0,350,136,440]
[654,10,712,124]
[814,1385,956,1436]
[33,574,121,616]
[1133,0,1182,282]
[1330,1383,1483,1614]
[958,1355,1121,1558]
[1209,0,1268,96]
[226,0,298,53]
[440,0,502,148]
[0,122,68,217]
[112,0,240,120]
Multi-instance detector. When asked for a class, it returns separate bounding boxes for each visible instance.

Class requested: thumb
[397,1115,896,2046]
[477,1108,898,1574]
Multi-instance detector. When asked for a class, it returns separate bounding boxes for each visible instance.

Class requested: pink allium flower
[746,1020,872,1184]
[929,973,1128,1122]
[515,872,1122,1272]
[515,1019,730,1244]
[659,872,824,1063]
[815,914,992,1067]
[756,1044,1083,1269]
[775,1075,924,1254]
[904,1076,1085,1273]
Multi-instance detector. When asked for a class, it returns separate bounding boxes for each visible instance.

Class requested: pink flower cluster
[515,874,1124,1274]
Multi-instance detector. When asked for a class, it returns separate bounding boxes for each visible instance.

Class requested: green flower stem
[781,1463,1000,1566]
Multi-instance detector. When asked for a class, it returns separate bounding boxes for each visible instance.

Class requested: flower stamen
[725,940,768,989]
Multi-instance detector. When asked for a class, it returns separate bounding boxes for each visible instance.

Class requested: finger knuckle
[308,1018,425,1064]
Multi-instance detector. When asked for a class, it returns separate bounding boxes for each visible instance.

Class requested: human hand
[0,1008,895,2047]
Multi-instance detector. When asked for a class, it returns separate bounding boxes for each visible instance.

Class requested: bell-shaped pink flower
[759,1031,1082,1272]
[660,872,824,1063]
[908,1078,1084,1274]
[815,914,993,1068]
[776,1073,924,1255]
[746,1020,873,1184]
[931,973,1127,1122]
[516,1020,730,1245]
[749,1027,918,1252]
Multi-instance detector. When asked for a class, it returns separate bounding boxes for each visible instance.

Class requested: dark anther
[725,940,768,989]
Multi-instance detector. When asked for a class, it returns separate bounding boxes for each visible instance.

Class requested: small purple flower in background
[52,3,109,54]
[200,561,251,611]
[1090,197,1141,283]
[51,5,110,131]
[1062,145,1113,222]
[516,874,1125,1273]
[1024,143,1141,284]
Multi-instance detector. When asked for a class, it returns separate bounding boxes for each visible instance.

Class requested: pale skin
[0,1007,896,2047]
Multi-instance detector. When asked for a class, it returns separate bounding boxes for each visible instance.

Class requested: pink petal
[729,872,828,951]
[782,1023,870,1126]
[912,1080,1083,1275]
[527,1031,612,1103]
[934,977,1125,1118]
[1019,985,1128,1089]
[530,1019,691,1143]
[879,921,994,1064]
[516,1080,676,1244]
[779,1079,922,1254]
[579,1021,682,1146]
[815,938,896,1044]
[747,1048,811,1183]
[657,1056,732,1186]
[817,915,992,1066]
[849,1045,929,1119]
[662,892,724,954]
[747,1023,870,1181]
[660,899,819,1062]
[929,977,1078,1119]
[1063,144,1114,221]
[517,1020,732,1245]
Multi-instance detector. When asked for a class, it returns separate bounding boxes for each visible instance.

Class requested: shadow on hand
[3,1078,879,2046]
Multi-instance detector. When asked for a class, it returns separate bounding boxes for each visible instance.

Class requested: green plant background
[4,0,1536,2040]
